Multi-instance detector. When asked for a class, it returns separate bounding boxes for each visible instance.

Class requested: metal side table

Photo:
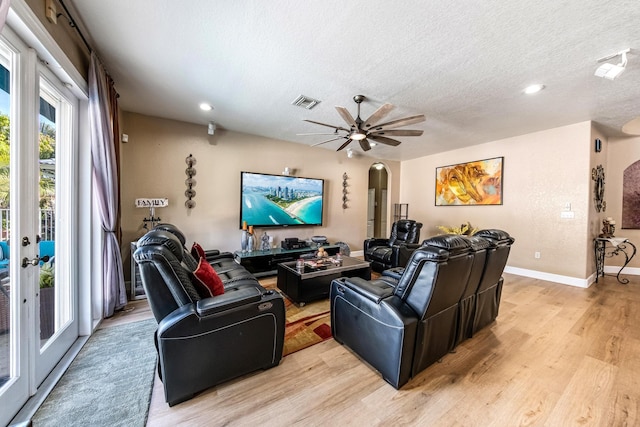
[594,237,637,284]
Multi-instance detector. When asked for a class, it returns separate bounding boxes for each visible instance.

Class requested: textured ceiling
[69,0,640,161]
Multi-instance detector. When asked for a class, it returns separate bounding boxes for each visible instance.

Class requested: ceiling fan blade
[362,103,394,129]
[359,138,372,151]
[303,119,350,132]
[371,114,426,131]
[371,129,424,137]
[335,106,358,128]
[368,135,402,146]
[312,136,347,147]
[336,139,353,151]
[297,132,345,136]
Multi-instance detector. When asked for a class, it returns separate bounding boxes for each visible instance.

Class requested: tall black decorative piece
[342,172,348,209]
[185,154,197,208]
[592,164,606,212]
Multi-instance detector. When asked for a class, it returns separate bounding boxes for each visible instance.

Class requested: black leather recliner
[363,219,423,272]
[133,228,285,406]
[453,234,491,346]
[330,235,473,389]
[470,229,515,335]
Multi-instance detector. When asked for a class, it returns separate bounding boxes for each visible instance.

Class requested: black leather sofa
[133,225,285,406]
[363,219,423,272]
[331,230,514,389]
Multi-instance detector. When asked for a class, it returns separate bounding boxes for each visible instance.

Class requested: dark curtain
[89,52,126,316]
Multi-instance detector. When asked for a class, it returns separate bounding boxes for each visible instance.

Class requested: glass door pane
[35,74,76,385]
[0,33,31,427]
[38,89,56,347]
[0,40,11,395]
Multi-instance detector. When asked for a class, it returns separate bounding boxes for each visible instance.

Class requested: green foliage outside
[0,112,56,210]
[39,261,55,288]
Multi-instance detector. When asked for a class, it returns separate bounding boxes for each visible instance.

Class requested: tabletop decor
[437,221,478,235]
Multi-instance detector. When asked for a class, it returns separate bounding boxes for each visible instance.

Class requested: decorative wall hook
[185,154,197,208]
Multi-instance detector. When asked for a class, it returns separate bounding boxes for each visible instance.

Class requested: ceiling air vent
[291,94,321,110]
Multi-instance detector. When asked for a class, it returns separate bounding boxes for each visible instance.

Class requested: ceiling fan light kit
[302,94,425,152]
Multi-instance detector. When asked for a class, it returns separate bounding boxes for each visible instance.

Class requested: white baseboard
[504,265,639,288]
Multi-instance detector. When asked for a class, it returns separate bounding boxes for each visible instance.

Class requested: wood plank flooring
[106,273,640,426]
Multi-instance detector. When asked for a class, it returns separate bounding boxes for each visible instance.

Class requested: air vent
[291,94,321,110]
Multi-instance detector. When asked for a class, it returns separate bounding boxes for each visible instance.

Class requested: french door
[0,26,79,426]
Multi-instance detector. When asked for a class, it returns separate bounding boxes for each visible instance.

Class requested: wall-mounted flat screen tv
[240,171,324,228]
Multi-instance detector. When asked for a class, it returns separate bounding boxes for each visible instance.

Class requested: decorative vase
[241,230,248,252]
[260,231,270,251]
[247,233,255,252]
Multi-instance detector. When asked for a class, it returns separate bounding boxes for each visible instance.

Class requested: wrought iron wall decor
[342,172,348,209]
[185,154,197,209]
[592,164,606,212]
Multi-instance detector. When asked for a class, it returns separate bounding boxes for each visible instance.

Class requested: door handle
[21,257,40,268]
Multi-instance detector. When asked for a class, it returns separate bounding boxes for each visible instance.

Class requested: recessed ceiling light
[523,84,545,95]
[369,141,377,147]
[199,103,213,111]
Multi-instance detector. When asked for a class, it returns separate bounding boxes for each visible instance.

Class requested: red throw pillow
[193,257,225,296]
[191,242,206,260]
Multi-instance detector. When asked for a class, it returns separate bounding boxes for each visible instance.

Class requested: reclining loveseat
[133,224,285,406]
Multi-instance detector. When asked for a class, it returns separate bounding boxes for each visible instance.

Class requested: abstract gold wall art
[435,157,503,206]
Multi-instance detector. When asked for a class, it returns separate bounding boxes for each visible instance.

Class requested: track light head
[595,48,630,80]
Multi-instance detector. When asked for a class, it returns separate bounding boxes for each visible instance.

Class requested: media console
[234,245,340,277]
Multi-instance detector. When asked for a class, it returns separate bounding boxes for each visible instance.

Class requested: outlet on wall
[534,251,541,259]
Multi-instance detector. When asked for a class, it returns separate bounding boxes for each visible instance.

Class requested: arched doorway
[367,162,388,238]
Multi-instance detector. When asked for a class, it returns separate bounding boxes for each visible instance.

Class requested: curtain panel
[0,0,9,33]
[89,52,126,317]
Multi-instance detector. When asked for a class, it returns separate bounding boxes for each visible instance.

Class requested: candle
[248,225,253,234]
[242,221,247,230]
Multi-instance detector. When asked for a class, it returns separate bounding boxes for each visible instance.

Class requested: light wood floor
[106,273,640,426]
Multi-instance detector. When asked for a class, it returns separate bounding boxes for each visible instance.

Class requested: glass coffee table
[276,256,371,305]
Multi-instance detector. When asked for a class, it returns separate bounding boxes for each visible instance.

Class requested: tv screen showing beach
[240,172,325,228]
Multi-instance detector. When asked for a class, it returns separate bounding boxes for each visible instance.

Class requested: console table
[594,237,637,284]
[234,245,340,277]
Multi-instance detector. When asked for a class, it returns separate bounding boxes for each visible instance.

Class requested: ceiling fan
[300,95,425,151]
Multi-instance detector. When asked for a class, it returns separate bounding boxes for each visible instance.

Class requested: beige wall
[122,115,639,283]
[605,134,640,269]
[400,122,595,279]
[120,112,400,278]
[24,0,90,79]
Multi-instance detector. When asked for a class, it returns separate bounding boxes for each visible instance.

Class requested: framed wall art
[435,156,503,206]
[622,160,640,228]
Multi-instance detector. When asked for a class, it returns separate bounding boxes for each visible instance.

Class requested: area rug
[259,278,333,356]
[31,318,157,427]
[282,297,332,356]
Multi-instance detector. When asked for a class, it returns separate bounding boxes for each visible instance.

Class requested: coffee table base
[277,264,371,305]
